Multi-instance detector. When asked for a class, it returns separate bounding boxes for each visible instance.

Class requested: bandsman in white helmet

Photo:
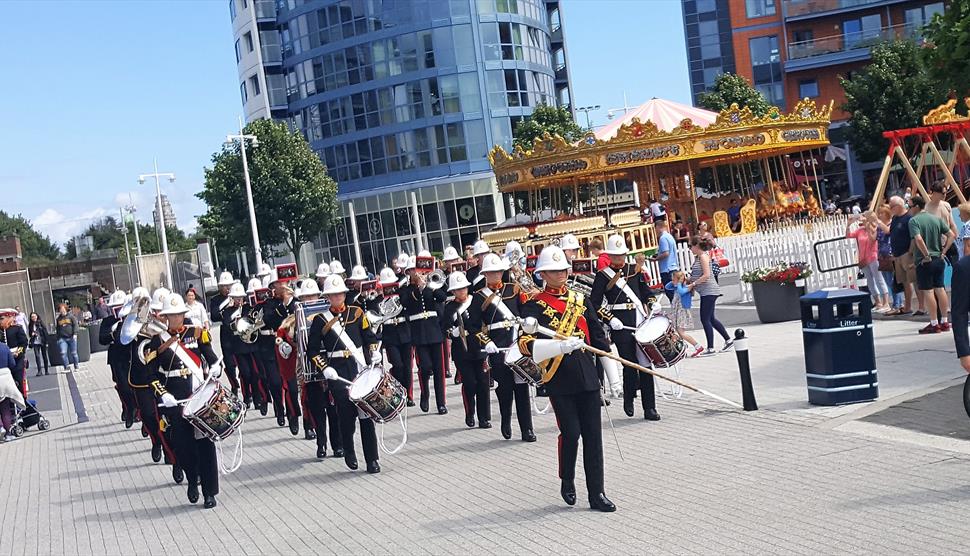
[209,271,241,396]
[256,262,272,279]
[255,271,289,430]
[329,260,346,277]
[393,253,410,276]
[376,266,414,405]
[560,234,581,262]
[99,289,137,428]
[466,239,491,292]
[590,234,659,421]
[293,278,340,453]
[516,245,616,512]
[441,246,463,272]
[403,254,449,414]
[441,272,490,429]
[224,281,266,413]
[306,274,381,473]
[467,252,533,441]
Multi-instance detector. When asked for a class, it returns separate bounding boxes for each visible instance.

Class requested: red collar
[488,281,504,290]
[332,305,346,313]
[544,285,567,296]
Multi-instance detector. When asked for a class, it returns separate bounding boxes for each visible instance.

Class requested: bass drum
[633,316,687,368]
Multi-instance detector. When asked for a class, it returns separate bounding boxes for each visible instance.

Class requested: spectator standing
[14,307,27,330]
[888,196,922,315]
[926,181,960,265]
[846,212,891,312]
[651,220,679,302]
[876,205,902,311]
[958,202,970,259]
[950,254,970,374]
[909,196,955,334]
[696,221,716,246]
[55,304,80,371]
[649,198,667,222]
[590,237,609,271]
[672,220,690,244]
[27,313,50,376]
[687,237,733,355]
[184,288,210,329]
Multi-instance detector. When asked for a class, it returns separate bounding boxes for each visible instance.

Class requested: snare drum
[348,367,407,423]
[633,316,687,368]
[504,343,544,385]
[183,379,245,441]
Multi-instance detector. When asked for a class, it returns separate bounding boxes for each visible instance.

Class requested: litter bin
[800,288,878,405]
[89,320,108,354]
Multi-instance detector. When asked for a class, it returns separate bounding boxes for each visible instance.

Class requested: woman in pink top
[846,212,891,312]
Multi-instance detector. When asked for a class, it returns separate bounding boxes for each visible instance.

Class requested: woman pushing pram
[0,342,27,441]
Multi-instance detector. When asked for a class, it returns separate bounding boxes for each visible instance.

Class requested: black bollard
[734,328,758,411]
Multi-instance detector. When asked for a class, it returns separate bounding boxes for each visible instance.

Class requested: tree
[197,120,338,269]
[922,3,970,102]
[512,103,585,151]
[0,211,60,264]
[697,73,772,116]
[64,216,197,261]
[841,40,943,162]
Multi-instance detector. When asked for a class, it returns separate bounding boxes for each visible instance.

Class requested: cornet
[427,269,446,290]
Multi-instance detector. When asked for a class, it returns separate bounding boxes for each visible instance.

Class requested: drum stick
[528,321,742,410]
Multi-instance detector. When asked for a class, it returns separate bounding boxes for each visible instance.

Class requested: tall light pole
[138,159,176,290]
[226,119,263,271]
[126,194,142,257]
[576,105,601,130]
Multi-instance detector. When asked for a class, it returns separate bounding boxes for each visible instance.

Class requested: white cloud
[114,191,145,208]
[33,207,110,246]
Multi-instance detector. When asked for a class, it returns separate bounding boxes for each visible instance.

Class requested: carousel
[484,97,834,255]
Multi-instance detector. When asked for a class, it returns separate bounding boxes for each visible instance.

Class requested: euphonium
[234,307,265,344]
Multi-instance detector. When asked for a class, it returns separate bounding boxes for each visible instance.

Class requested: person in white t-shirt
[649,198,666,221]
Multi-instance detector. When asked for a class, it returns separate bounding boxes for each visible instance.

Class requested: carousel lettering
[605,145,680,166]
[530,159,588,178]
[702,133,765,152]
[497,172,520,186]
[781,129,821,142]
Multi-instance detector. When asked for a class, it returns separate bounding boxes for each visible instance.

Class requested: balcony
[785,23,917,71]
[254,0,276,21]
[783,0,905,20]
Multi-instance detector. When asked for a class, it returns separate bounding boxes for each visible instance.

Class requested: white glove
[450,326,461,338]
[609,317,623,331]
[370,350,383,365]
[520,317,538,334]
[323,367,339,381]
[560,337,585,354]
[209,362,223,379]
[160,393,178,408]
[278,341,293,359]
[484,342,500,354]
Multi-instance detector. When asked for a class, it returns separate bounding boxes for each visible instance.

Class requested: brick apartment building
[0,235,23,272]
[683,0,946,200]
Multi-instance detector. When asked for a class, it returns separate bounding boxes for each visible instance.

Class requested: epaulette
[597,306,614,323]
[475,331,491,347]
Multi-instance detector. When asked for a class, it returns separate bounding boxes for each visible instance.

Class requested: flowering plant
[741,261,812,284]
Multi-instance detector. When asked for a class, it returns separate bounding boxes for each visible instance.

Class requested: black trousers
[333,387,379,464]
[134,388,175,460]
[490,356,533,434]
[550,389,604,496]
[457,358,490,424]
[283,377,301,420]
[235,353,264,408]
[385,343,413,400]
[220,341,240,392]
[10,359,24,398]
[616,340,655,412]
[109,361,136,419]
[257,349,285,418]
[415,343,446,409]
[305,381,341,451]
[166,412,219,496]
[31,346,49,372]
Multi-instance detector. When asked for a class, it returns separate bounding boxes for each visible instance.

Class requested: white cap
[329,260,346,275]
[481,253,509,273]
[378,267,397,285]
[257,263,272,277]
[472,240,490,255]
[217,271,235,286]
[349,265,368,281]
[296,279,321,298]
[604,234,629,255]
[442,246,460,262]
[560,234,580,251]
[405,255,417,270]
[535,246,570,272]
[107,290,127,307]
[447,272,471,291]
[131,287,150,300]
[246,277,263,293]
[322,274,349,295]
[418,249,432,258]
[505,241,523,257]
[159,293,190,316]
[150,288,170,311]
[228,282,247,298]
[315,262,331,278]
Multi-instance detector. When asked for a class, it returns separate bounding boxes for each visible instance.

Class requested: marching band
[96,231,680,513]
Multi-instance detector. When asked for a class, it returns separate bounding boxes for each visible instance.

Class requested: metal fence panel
[136,250,201,294]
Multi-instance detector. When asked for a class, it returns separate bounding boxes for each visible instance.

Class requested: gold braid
[539,290,585,384]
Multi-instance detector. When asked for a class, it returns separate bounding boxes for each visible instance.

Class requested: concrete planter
[752,281,805,323]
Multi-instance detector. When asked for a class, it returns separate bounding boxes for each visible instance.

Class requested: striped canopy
[594,98,718,141]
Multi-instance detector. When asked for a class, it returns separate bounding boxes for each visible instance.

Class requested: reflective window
[798,78,819,99]
[745,0,775,18]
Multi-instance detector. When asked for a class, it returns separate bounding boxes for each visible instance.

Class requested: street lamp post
[576,105,601,130]
[138,159,176,290]
[226,120,263,271]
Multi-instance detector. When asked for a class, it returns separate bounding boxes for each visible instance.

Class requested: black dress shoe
[419,398,429,413]
[244,397,252,409]
[560,481,576,506]
[288,418,299,435]
[589,493,616,512]
[203,496,217,509]
[437,406,448,415]
[623,401,634,417]
[333,448,344,458]
[316,446,326,459]
[521,430,537,442]
[151,444,162,463]
[124,412,134,429]
[276,416,286,427]
[478,421,492,429]
[121,410,126,422]
[187,482,199,504]
[644,409,661,421]
[141,425,149,438]
[345,456,359,470]
[465,416,475,428]
[259,403,268,416]
[501,422,512,440]
[36,371,42,377]
[406,399,415,407]
[366,460,381,474]
[305,428,316,441]
[172,465,184,484]
[445,370,452,378]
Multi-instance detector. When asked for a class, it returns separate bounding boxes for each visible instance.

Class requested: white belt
[327,350,353,359]
[607,302,639,311]
[385,316,406,325]
[259,330,274,336]
[488,320,517,330]
[408,311,437,321]
[162,368,192,378]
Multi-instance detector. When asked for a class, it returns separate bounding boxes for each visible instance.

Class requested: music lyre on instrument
[295,299,331,383]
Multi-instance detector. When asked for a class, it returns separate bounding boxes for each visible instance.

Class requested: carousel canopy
[595,98,718,141]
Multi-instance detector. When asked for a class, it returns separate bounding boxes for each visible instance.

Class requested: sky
[1,0,689,247]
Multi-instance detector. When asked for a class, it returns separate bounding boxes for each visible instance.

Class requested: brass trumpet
[427,269,446,290]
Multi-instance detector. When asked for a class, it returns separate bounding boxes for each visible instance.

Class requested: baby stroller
[7,399,51,437]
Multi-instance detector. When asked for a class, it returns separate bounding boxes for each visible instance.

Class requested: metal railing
[787,23,916,60]
[784,0,890,18]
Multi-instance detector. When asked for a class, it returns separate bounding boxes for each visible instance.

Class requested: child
[664,270,704,358]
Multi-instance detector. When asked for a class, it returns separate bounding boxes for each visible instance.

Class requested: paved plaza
[2,309,970,555]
